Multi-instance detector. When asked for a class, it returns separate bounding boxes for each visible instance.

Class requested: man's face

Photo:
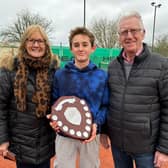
[118,17,145,55]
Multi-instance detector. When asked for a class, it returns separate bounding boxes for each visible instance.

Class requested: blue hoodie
[52,61,109,128]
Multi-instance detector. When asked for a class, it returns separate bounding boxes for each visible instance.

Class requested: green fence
[52,46,121,70]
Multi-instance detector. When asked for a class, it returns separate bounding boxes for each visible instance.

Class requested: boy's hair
[69,27,95,49]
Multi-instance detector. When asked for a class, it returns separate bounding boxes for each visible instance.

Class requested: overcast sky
[0,0,167,46]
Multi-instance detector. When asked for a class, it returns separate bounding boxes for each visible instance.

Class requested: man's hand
[154,151,168,167]
[46,114,60,132]
[100,134,110,149]
[83,123,97,143]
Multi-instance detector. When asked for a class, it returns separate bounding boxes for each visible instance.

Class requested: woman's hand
[0,142,9,157]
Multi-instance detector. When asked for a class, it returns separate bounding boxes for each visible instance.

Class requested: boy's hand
[46,114,60,132]
[83,123,97,143]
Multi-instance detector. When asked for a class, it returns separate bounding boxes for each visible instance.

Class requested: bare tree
[0,9,54,42]
[90,18,119,48]
[154,34,168,57]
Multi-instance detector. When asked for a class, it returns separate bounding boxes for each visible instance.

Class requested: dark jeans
[16,159,50,168]
[112,145,154,168]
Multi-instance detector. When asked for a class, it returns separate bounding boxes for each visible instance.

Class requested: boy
[51,27,109,168]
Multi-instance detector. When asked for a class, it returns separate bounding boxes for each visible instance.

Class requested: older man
[101,11,168,168]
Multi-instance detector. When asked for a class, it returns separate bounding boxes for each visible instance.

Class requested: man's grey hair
[117,11,144,31]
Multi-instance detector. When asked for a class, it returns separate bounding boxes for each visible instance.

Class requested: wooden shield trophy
[51,96,93,140]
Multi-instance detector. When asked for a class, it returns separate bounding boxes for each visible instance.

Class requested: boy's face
[71,34,95,66]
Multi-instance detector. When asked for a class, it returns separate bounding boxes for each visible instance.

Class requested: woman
[0,25,59,168]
